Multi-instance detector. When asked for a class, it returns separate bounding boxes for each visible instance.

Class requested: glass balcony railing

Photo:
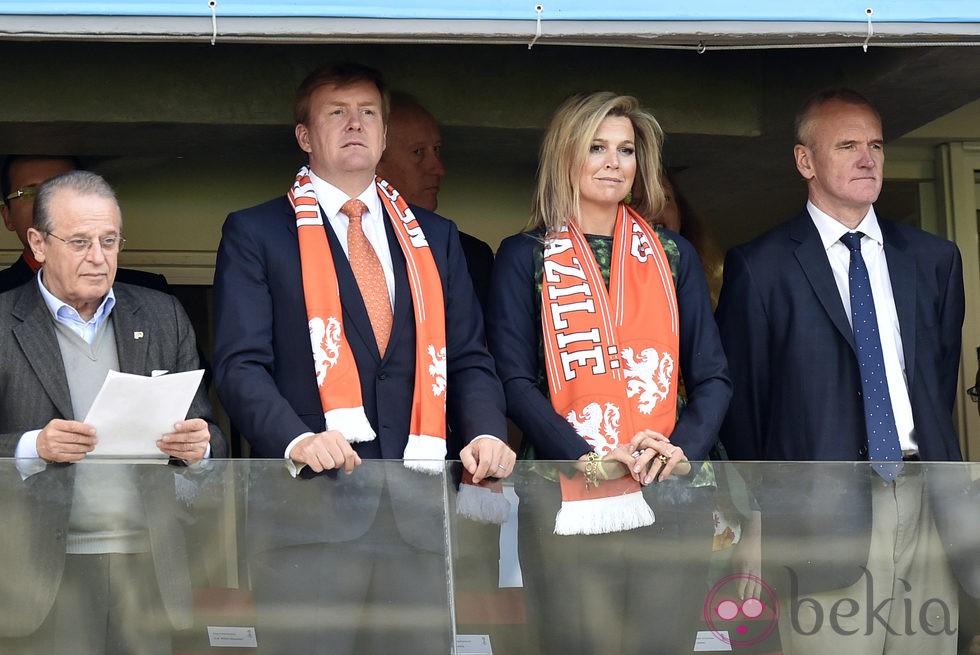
[0,459,976,654]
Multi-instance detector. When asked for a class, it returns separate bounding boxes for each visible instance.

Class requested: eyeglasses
[46,232,126,254]
[968,385,979,403]
[5,185,39,202]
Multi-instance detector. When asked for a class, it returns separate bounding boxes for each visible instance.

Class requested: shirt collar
[807,200,883,251]
[36,269,116,326]
[308,171,383,224]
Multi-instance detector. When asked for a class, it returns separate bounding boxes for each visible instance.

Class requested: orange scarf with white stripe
[543,205,679,534]
[288,167,448,473]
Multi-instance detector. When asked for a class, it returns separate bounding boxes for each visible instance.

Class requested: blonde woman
[487,92,731,653]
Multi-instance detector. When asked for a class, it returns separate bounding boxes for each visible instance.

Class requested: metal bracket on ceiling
[209,0,218,46]
[529,4,544,50]
[863,7,874,52]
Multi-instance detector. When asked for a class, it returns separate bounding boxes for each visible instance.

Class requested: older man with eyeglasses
[0,154,169,293]
[0,170,226,653]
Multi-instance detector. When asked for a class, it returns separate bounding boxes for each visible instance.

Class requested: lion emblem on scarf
[566,402,621,454]
[622,347,673,414]
[310,317,342,387]
[427,345,447,398]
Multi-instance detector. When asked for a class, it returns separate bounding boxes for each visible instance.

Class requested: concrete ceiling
[0,40,978,250]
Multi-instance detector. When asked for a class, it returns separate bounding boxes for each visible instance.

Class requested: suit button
[378,370,387,380]
[857,391,863,399]
[858,446,868,458]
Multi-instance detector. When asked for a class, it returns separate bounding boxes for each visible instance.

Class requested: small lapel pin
[134,331,144,340]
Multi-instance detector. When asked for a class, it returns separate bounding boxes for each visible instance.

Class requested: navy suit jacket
[716,209,965,592]
[457,231,494,313]
[212,194,506,551]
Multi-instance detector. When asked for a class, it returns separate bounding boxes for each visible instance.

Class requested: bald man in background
[376,93,507,630]
[376,93,494,311]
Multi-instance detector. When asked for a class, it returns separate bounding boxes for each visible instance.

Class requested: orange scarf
[542,205,679,535]
[289,167,448,473]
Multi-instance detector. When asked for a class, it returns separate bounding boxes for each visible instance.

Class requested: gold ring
[657,454,669,465]
[497,464,506,470]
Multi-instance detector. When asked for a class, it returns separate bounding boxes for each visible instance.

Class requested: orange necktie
[342,198,392,355]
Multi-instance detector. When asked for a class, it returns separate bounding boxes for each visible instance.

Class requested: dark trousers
[517,472,714,655]
[249,493,452,655]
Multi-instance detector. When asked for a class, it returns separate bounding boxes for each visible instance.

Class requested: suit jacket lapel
[10,284,75,419]
[790,211,857,353]
[315,204,414,364]
[384,210,413,358]
[111,285,149,374]
[880,221,917,387]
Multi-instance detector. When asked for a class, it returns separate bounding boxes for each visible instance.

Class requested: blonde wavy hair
[529,92,666,234]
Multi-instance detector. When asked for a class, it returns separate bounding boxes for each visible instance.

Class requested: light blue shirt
[36,269,116,344]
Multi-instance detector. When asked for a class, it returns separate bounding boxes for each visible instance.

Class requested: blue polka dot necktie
[840,231,903,481]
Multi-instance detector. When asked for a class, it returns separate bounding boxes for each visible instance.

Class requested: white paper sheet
[207,626,258,648]
[693,630,734,651]
[84,369,204,458]
[456,635,493,655]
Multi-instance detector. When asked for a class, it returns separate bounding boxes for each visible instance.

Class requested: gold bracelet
[584,451,601,489]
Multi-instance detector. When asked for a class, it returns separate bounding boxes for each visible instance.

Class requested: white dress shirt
[808,201,917,452]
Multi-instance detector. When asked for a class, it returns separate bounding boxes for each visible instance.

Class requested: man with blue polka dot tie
[717,88,966,655]
[839,230,903,480]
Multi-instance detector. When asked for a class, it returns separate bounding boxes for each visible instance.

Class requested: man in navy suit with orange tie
[716,89,966,655]
[212,62,514,653]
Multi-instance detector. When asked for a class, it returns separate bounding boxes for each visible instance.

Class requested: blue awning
[0,0,977,46]
[0,0,978,22]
